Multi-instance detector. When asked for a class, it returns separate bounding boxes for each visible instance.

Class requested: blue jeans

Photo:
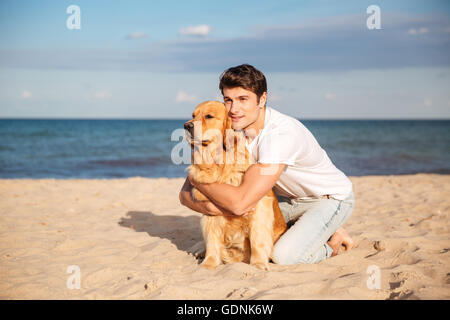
[272,190,355,265]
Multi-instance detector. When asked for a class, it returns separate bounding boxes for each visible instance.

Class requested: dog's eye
[205,114,214,119]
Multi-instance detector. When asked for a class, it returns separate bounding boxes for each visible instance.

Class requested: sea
[0,119,449,179]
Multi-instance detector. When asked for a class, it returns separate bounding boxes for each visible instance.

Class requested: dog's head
[184,101,231,149]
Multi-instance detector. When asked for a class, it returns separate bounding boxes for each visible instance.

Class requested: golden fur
[185,101,287,270]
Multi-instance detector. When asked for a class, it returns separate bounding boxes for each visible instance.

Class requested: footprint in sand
[225,287,258,299]
[387,271,422,300]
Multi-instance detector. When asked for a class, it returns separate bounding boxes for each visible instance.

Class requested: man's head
[219,64,267,130]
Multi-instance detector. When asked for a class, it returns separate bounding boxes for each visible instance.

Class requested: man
[179,64,355,264]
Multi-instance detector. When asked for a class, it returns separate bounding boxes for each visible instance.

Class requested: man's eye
[205,114,214,119]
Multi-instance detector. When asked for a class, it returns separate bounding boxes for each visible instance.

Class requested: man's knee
[273,239,328,265]
[272,242,309,265]
[272,245,294,265]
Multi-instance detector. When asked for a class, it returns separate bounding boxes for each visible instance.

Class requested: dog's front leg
[200,216,224,270]
[248,197,275,271]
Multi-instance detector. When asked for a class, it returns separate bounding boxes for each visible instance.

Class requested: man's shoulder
[265,107,304,134]
[254,107,308,164]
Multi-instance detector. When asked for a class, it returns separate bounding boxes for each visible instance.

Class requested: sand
[0,174,449,300]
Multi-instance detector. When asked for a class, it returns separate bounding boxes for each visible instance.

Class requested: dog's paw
[187,241,206,259]
[201,256,220,270]
[251,262,270,271]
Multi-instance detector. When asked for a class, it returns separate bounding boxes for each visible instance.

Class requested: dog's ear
[222,114,233,149]
[225,113,232,130]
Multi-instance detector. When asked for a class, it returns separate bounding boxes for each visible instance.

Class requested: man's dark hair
[219,64,267,104]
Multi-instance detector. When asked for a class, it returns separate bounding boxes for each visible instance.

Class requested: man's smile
[230,115,244,122]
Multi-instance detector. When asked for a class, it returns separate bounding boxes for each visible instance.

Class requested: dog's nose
[184,122,194,130]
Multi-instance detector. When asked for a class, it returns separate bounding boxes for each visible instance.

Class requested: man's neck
[244,106,266,143]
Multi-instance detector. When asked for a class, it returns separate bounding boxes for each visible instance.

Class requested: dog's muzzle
[184,122,194,132]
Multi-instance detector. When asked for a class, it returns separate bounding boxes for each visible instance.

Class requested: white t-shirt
[245,106,353,201]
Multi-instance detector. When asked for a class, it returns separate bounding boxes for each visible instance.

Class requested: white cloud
[408,27,428,35]
[126,32,148,39]
[176,90,197,103]
[21,90,32,99]
[2,14,449,73]
[324,92,336,100]
[179,25,212,37]
[424,98,432,107]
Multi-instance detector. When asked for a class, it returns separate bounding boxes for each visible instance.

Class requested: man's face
[222,87,266,130]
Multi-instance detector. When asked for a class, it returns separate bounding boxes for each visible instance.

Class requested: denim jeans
[272,190,355,265]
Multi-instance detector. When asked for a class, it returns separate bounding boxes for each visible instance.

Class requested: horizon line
[0,117,449,121]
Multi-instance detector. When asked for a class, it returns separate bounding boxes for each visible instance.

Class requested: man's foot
[327,228,354,257]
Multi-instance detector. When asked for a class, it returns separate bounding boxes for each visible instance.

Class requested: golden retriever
[184,100,287,270]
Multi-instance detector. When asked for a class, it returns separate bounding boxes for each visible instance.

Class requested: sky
[0,0,449,119]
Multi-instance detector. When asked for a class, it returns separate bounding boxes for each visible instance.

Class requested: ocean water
[0,119,449,179]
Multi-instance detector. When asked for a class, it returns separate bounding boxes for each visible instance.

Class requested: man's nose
[229,102,240,114]
[184,122,194,130]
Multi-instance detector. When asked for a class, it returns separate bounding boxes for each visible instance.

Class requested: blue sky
[0,0,449,119]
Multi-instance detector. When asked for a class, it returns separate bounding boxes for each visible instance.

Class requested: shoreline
[0,173,449,299]
[1,172,449,180]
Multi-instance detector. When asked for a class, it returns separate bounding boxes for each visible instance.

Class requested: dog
[184,100,287,270]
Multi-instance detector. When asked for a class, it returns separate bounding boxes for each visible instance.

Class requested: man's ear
[259,92,267,108]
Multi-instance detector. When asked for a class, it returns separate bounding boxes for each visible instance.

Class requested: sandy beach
[0,174,449,300]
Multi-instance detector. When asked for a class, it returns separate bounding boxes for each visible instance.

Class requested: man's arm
[179,177,236,216]
[189,163,286,216]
